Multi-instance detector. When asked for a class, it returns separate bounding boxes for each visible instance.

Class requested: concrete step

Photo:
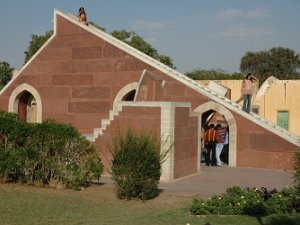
[83,133,95,142]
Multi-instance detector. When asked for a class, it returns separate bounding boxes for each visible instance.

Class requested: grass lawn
[0,182,299,225]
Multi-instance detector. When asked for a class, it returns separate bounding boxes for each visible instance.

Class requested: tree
[0,61,13,89]
[185,68,244,80]
[24,25,176,68]
[111,30,160,58]
[240,47,300,84]
[111,30,176,68]
[24,30,53,64]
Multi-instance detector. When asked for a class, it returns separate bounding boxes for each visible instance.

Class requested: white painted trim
[113,82,139,110]
[160,104,175,181]
[120,101,190,108]
[8,83,42,123]
[135,70,148,101]
[197,116,202,172]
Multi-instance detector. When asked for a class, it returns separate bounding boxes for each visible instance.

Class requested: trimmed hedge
[0,111,103,189]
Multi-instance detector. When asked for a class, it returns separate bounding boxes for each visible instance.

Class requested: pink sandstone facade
[0,10,299,181]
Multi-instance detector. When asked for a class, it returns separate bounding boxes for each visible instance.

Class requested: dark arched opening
[122,90,136,101]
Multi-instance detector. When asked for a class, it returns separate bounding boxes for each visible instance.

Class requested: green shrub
[243,199,268,216]
[190,187,266,216]
[294,152,300,193]
[111,129,163,200]
[265,192,292,214]
[0,111,28,148]
[190,186,299,216]
[280,187,300,213]
[190,198,211,215]
[0,111,103,189]
[85,156,103,182]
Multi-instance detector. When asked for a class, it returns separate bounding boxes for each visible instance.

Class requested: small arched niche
[113,82,139,109]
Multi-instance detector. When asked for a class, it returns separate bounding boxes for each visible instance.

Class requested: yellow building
[197,77,300,137]
[253,77,300,136]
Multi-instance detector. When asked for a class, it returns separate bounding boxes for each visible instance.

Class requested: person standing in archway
[204,124,217,166]
[215,124,227,166]
[220,125,229,165]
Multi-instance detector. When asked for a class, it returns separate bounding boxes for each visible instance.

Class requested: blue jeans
[242,94,252,113]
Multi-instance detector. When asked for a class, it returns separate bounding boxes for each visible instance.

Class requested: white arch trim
[8,83,43,123]
[113,82,139,110]
[194,101,237,167]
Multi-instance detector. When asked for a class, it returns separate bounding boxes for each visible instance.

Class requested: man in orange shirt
[204,124,217,166]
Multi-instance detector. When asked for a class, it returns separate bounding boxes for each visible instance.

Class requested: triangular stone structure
[0,9,299,181]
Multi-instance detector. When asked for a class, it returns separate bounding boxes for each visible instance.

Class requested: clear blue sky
[1,0,300,73]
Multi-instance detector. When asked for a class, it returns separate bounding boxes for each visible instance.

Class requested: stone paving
[158,165,294,197]
[100,165,294,198]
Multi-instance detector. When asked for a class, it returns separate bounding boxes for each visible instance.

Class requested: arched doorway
[194,101,237,167]
[17,91,34,122]
[15,91,37,123]
[8,83,42,123]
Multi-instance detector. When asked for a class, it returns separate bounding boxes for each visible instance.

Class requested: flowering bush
[190,186,300,216]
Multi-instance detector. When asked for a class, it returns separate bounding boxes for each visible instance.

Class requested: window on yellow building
[277,111,289,130]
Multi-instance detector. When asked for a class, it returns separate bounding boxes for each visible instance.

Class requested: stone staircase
[84,105,123,142]
[62,10,300,146]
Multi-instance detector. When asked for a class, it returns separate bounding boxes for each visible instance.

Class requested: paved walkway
[158,166,294,197]
[101,166,294,198]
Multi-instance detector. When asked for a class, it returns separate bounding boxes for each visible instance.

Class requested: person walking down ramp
[240,73,258,113]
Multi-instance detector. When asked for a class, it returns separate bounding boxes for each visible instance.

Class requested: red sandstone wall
[234,113,299,170]
[174,107,198,179]
[94,105,161,175]
[135,71,164,101]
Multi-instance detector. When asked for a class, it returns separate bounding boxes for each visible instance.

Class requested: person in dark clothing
[204,124,217,166]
